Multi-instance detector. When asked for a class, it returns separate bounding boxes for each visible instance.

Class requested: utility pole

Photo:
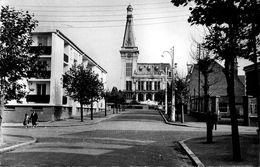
[171,47,176,122]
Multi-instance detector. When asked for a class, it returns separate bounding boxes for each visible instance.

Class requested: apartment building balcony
[27,71,51,79]
[62,96,67,105]
[26,95,50,103]
[64,53,69,63]
[29,46,52,55]
[64,53,69,68]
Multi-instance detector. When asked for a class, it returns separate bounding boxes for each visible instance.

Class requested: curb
[0,135,37,154]
[178,138,205,167]
[158,110,197,128]
[159,110,205,166]
[0,113,121,153]
[3,112,121,128]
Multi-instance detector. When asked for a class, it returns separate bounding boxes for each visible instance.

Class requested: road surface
[1,109,214,166]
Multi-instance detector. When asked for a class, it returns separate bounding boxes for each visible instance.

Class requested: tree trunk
[105,97,107,117]
[80,103,83,122]
[206,120,213,143]
[91,100,93,120]
[224,57,241,161]
[204,73,212,143]
[0,84,5,145]
[113,104,115,114]
[0,94,4,145]
[181,103,184,123]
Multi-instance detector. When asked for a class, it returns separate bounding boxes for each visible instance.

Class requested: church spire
[122,5,136,48]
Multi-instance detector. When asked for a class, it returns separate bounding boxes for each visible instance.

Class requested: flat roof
[32,29,107,73]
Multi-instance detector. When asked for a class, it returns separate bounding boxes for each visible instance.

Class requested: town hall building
[120,5,172,103]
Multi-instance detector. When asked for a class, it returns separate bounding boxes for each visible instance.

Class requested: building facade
[244,63,260,97]
[120,5,172,103]
[4,30,107,122]
[186,61,245,118]
[243,63,260,120]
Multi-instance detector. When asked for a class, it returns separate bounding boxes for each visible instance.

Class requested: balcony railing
[26,95,50,103]
[27,71,51,79]
[29,46,52,55]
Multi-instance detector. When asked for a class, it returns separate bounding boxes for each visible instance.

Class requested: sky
[1,0,252,89]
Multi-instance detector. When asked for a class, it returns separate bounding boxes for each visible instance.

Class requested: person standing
[30,111,38,128]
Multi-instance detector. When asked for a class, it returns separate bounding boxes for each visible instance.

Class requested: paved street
[1,109,229,166]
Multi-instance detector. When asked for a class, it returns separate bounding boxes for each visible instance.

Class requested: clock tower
[120,5,139,90]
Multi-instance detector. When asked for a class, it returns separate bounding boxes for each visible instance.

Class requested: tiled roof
[187,61,245,97]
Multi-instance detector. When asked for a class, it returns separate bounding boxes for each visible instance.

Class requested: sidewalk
[0,110,122,153]
[159,110,257,133]
[160,110,260,166]
[2,109,121,128]
[185,134,260,166]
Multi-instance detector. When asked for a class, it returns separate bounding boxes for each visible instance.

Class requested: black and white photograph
[0,0,259,166]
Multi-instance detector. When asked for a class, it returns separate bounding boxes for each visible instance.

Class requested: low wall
[74,107,101,117]
[190,111,207,122]
[3,104,72,123]
[123,104,158,110]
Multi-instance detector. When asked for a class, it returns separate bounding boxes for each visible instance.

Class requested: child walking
[23,113,30,128]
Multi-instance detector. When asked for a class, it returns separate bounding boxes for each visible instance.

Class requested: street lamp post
[165,66,168,115]
[162,46,176,122]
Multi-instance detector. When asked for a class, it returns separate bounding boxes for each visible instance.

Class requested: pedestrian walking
[23,113,30,128]
[30,111,38,128]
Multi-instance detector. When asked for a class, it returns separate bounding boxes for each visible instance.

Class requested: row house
[4,30,107,122]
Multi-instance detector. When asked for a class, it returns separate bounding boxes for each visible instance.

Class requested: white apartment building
[4,30,107,122]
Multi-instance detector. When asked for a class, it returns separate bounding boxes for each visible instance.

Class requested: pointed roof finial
[127,5,133,18]
[121,4,137,48]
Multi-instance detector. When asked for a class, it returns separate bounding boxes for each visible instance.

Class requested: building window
[36,84,46,95]
[126,63,132,76]
[154,81,160,90]
[146,81,152,90]
[138,81,144,90]
[219,103,228,113]
[169,72,172,77]
[147,93,152,100]
[74,52,78,60]
[38,36,48,46]
[126,81,132,91]
[39,60,48,70]
[138,93,144,101]
[126,93,132,99]
[64,54,69,63]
